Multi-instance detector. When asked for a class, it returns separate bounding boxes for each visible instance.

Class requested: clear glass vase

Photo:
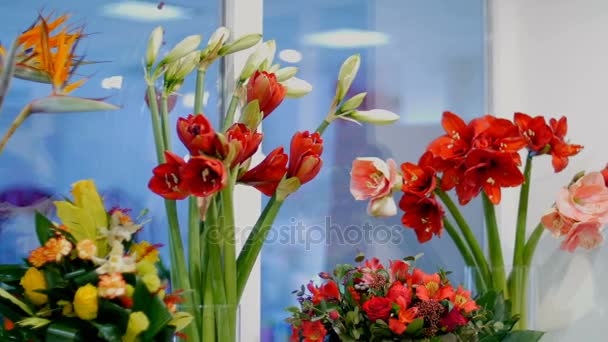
[464,265,539,330]
[177,304,240,342]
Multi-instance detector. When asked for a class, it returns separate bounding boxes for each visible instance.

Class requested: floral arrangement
[287,256,543,341]
[0,12,118,156]
[349,111,600,332]
[0,180,191,341]
[141,26,398,341]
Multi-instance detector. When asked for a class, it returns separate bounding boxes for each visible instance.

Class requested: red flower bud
[220,123,263,167]
[177,114,217,156]
[288,131,323,185]
[239,147,288,196]
[246,71,286,118]
[328,310,340,320]
[181,155,227,197]
[148,151,189,200]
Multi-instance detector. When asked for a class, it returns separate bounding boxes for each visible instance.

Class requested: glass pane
[0,1,220,264]
[261,0,486,340]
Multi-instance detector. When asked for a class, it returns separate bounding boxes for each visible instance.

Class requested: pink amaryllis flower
[556,172,608,223]
[560,220,604,252]
[350,157,401,217]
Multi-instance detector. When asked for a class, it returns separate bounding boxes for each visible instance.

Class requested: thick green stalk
[206,200,230,341]
[435,189,493,288]
[482,193,507,297]
[160,93,172,149]
[0,104,31,156]
[443,218,487,292]
[194,68,207,114]
[524,223,544,268]
[315,120,331,135]
[221,81,244,132]
[146,85,166,163]
[220,172,238,341]
[236,195,283,300]
[511,154,533,326]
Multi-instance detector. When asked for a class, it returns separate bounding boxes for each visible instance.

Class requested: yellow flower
[142,273,161,293]
[73,284,98,320]
[125,284,135,297]
[130,241,160,264]
[54,180,108,255]
[20,268,48,306]
[136,260,157,276]
[57,300,75,317]
[122,311,150,342]
[76,239,97,260]
[98,273,126,299]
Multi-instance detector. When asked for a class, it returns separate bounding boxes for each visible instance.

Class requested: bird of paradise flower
[0,12,119,155]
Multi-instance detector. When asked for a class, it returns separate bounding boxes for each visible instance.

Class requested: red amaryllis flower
[440,308,468,332]
[472,116,527,155]
[288,131,323,185]
[513,112,553,152]
[307,281,340,305]
[181,155,227,197]
[400,194,444,243]
[401,151,437,196]
[220,123,263,167]
[427,112,474,167]
[148,151,189,200]
[301,320,326,342]
[362,297,393,322]
[548,117,583,172]
[602,164,608,186]
[460,149,525,205]
[246,71,287,118]
[239,147,288,196]
[177,114,216,156]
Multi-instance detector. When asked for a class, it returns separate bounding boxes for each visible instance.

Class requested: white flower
[94,241,136,274]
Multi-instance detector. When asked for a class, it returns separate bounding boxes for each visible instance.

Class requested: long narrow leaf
[0,288,34,316]
[0,39,19,114]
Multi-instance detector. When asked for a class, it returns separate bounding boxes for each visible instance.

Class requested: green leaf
[168,311,193,331]
[0,38,18,112]
[89,321,122,341]
[0,265,28,283]
[17,317,51,329]
[285,306,300,314]
[34,212,54,245]
[405,317,424,336]
[30,96,120,114]
[0,288,33,316]
[502,330,544,342]
[45,322,82,342]
[132,279,172,339]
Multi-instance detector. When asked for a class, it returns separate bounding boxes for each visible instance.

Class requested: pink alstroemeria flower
[350,157,401,217]
[556,172,608,223]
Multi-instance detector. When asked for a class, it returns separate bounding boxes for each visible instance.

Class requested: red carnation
[387,281,412,306]
[301,320,326,342]
[440,308,468,332]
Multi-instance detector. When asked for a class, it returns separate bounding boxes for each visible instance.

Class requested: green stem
[443,218,487,292]
[482,193,507,297]
[160,93,172,149]
[194,68,207,114]
[220,172,238,341]
[221,81,243,132]
[436,189,493,289]
[206,200,230,341]
[511,154,533,326]
[0,104,31,156]
[315,120,331,135]
[524,223,544,267]
[146,85,165,163]
[236,195,284,300]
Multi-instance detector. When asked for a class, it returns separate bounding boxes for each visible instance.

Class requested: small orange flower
[43,237,72,262]
[28,247,48,267]
[98,273,127,299]
[76,239,97,260]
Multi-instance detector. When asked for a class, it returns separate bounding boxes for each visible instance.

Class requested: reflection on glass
[262,0,486,340]
[0,1,219,265]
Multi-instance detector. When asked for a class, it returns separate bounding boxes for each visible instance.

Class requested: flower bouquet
[349,111,605,333]
[0,12,118,156]
[287,256,543,341]
[0,180,191,341]
[141,26,398,341]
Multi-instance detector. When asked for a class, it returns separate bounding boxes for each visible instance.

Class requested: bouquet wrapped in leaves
[0,180,191,341]
[286,256,543,342]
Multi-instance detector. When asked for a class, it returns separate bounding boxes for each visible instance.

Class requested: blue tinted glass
[262,0,486,339]
[0,1,219,264]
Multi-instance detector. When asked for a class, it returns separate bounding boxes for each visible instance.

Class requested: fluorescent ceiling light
[303,29,389,48]
[102,1,186,22]
[101,76,123,89]
[182,91,209,109]
[279,49,303,63]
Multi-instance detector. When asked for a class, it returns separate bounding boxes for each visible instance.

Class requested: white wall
[490,0,608,339]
